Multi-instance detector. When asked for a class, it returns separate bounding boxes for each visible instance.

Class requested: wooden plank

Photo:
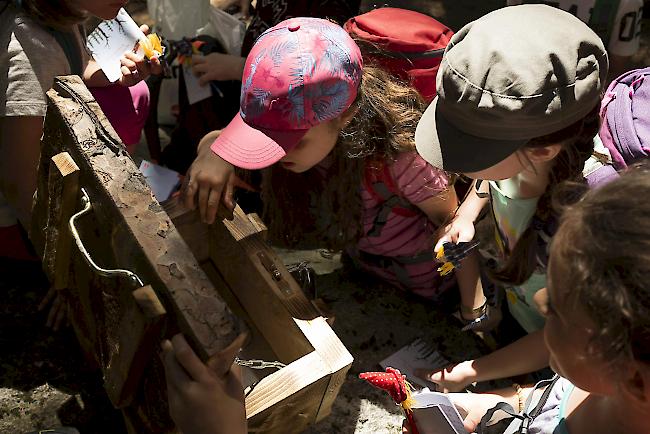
[50,152,81,290]
[104,285,167,408]
[209,206,320,363]
[295,318,353,422]
[31,152,81,288]
[163,198,210,263]
[247,212,267,240]
[245,319,352,432]
[43,76,243,361]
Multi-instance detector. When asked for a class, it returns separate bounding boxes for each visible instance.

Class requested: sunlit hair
[261,64,429,250]
[19,0,87,30]
[551,164,650,365]
[488,104,600,285]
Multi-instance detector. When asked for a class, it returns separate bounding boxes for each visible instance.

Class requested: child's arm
[414,185,458,227]
[437,180,490,319]
[419,330,549,392]
[436,180,489,249]
[161,334,247,434]
[0,116,43,227]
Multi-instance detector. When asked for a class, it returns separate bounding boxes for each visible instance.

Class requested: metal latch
[257,251,282,281]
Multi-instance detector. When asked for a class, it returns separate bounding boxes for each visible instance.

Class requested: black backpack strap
[478,376,559,434]
[366,177,419,238]
[478,402,523,434]
[47,26,84,76]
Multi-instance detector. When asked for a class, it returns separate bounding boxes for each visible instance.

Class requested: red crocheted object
[360,367,420,434]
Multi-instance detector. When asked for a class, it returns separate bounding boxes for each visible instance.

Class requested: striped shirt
[353,151,452,298]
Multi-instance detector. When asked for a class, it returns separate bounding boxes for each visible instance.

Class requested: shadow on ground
[0,259,127,434]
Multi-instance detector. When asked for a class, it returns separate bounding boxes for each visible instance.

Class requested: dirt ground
[2,1,650,433]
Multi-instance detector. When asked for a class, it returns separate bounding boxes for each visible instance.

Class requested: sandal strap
[460,310,491,332]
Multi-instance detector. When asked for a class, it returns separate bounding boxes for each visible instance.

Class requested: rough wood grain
[245,318,353,433]
[51,152,80,290]
[33,76,244,433]
[170,204,353,432]
[45,76,242,360]
[209,206,319,363]
[105,285,167,408]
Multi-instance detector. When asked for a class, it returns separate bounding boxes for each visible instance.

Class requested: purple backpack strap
[586,164,619,187]
[600,67,650,170]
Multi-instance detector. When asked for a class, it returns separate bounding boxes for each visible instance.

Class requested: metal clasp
[69,188,144,287]
[257,251,282,281]
[234,357,286,371]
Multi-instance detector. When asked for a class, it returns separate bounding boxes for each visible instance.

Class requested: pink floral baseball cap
[211,17,363,169]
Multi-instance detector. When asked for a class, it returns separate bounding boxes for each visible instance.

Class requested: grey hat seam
[442,55,601,100]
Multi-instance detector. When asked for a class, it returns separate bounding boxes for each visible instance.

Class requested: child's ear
[525,144,562,163]
[339,103,360,127]
[620,363,650,409]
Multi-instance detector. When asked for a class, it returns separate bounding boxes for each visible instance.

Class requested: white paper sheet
[139,160,181,202]
[411,389,467,434]
[182,65,212,105]
[379,339,450,389]
[87,8,146,83]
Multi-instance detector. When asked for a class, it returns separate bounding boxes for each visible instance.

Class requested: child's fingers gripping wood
[183,131,236,224]
[161,334,247,434]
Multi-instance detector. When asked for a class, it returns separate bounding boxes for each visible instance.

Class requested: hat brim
[415,97,528,174]
[211,113,307,170]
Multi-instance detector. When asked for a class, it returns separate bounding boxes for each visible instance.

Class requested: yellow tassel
[437,262,454,276]
[140,34,163,59]
[400,379,417,412]
[435,245,455,276]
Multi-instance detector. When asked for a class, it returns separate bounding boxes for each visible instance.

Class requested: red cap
[211,17,363,169]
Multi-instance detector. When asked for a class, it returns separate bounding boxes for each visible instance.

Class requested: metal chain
[234,357,286,370]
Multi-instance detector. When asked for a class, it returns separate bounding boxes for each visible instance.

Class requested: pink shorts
[90,81,150,154]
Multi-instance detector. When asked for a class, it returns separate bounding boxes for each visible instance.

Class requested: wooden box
[31,76,352,433]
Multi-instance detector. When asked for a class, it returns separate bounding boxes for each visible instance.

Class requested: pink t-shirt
[353,151,451,298]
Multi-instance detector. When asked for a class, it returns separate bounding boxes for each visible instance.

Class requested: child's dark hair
[488,103,600,285]
[262,65,427,249]
[552,164,650,366]
[18,0,86,29]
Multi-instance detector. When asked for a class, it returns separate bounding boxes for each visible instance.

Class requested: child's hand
[448,392,506,433]
[192,53,246,84]
[183,131,255,224]
[161,334,247,434]
[415,360,477,393]
[118,25,163,87]
[435,214,476,252]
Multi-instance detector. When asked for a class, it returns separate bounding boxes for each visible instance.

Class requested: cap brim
[415,97,528,173]
[211,114,307,170]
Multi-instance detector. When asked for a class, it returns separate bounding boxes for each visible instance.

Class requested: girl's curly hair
[261,65,426,250]
[551,164,650,366]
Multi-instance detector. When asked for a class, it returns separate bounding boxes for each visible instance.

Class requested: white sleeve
[608,0,643,57]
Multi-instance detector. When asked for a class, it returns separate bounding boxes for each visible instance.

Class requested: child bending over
[414,5,611,389]
[183,18,485,310]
